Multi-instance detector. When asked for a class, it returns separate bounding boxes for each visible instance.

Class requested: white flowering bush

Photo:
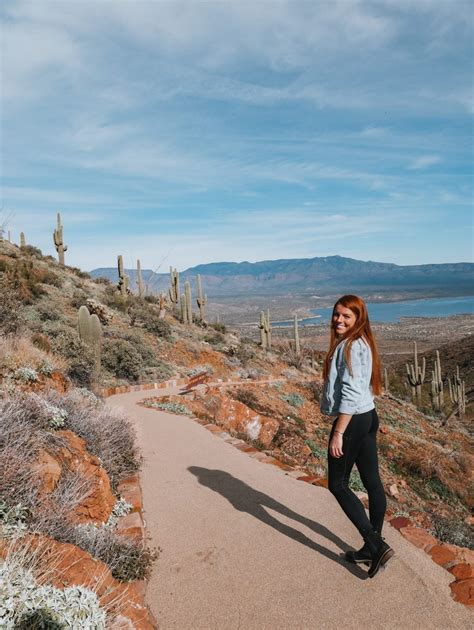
[187,364,214,377]
[14,366,38,383]
[0,561,106,629]
[38,359,54,376]
[28,393,68,430]
[143,400,191,415]
[0,501,28,539]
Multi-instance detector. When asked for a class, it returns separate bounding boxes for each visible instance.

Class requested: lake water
[273,296,474,326]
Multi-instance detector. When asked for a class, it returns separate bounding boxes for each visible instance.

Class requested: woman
[320,295,394,578]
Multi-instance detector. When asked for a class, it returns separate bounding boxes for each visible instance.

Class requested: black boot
[344,541,371,565]
[363,530,394,578]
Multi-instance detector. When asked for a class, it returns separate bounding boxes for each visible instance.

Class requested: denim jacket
[320,337,375,417]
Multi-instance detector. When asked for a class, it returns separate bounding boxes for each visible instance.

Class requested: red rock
[449,563,474,580]
[450,578,474,606]
[389,516,412,530]
[55,430,115,523]
[117,511,145,540]
[388,484,399,497]
[33,449,62,492]
[429,544,458,568]
[444,544,474,565]
[399,526,437,551]
[379,426,389,434]
[117,484,142,513]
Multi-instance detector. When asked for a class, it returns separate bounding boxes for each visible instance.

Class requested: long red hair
[322,295,382,395]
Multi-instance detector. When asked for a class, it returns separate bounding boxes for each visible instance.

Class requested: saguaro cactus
[430,350,444,412]
[20,232,26,248]
[448,366,466,418]
[196,274,207,322]
[180,292,187,324]
[406,341,425,404]
[158,293,167,319]
[169,267,180,305]
[384,367,389,393]
[77,306,102,372]
[53,212,67,265]
[136,259,144,298]
[259,311,271,349]
[294,314,301,356]
[117,255,129,296]
[185,280,193,324]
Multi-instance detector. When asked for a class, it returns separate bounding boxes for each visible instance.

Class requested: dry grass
[0,335,67,374]
[47,389,142,489]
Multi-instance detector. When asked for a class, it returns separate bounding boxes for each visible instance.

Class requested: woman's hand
[329,432,344,458]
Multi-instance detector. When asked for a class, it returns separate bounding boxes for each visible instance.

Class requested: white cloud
[408,155,442,170]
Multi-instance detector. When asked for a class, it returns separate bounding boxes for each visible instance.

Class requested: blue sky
[1,0,473,271]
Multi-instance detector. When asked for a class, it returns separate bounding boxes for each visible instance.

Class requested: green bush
[142,313,172,339]
[280,392,305,407]
[102,339,143,381]
[210,321,226,333]
[429,514,473,549]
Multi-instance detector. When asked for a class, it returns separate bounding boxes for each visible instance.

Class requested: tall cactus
[158,293,167,319]
[185,280,193,324]
[117,255,129,296]
[196,274,207,322]
[384,367,389,393]
[294,314,301,356]
[77,306,102,372]
[136,259,144,298]
[20,232,26,248]
[448,366,466,418]
[169,267,180,305]
[180,292,187,324]
[259,311,270,349]
[406,341,425,404]
[53,212,67,265]
[430,350,444,412]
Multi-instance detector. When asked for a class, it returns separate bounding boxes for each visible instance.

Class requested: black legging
[327,408,386,537]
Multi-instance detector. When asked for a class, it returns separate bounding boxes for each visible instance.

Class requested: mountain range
[90,256,474,298]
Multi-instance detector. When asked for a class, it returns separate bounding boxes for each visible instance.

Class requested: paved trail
[107,388,472,630]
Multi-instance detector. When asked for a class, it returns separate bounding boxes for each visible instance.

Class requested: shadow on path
[188,466,366,579]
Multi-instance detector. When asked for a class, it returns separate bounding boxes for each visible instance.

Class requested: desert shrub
[143,400,191,415]
[429,514,473,549]
[233,342,256,365]
[142,313,172,339]
[203,331,225,345]
[102,339,143,381]
[53,389,142,487]
[67,266,91,279]
[36,268,62,288]
[47,328,95,386]
[349,470,366,492]
[0,272,24,333]
[280,392,305,407]
[233,388,259,409]
[31,332,52,353]
[65,525,156,581]
[0,556,106,628]
[103,286,129,312]
[93,275,111,285]
[282,342,306,369]
[210,321,226,333]
[20,244,43,258]
[35,300,63,322]
[306,380,324,402]
[305,439,326,459]
[70,289,89,309]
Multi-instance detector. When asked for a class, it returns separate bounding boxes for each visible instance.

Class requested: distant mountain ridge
[90,255,474,298]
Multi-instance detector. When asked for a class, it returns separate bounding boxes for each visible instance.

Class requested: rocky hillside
[0,239,472,625]
[90,255,474,297]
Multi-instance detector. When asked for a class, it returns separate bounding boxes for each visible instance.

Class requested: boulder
[55,430,115,523]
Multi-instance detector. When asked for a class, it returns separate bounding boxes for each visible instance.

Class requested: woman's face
[332,303,357,337]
